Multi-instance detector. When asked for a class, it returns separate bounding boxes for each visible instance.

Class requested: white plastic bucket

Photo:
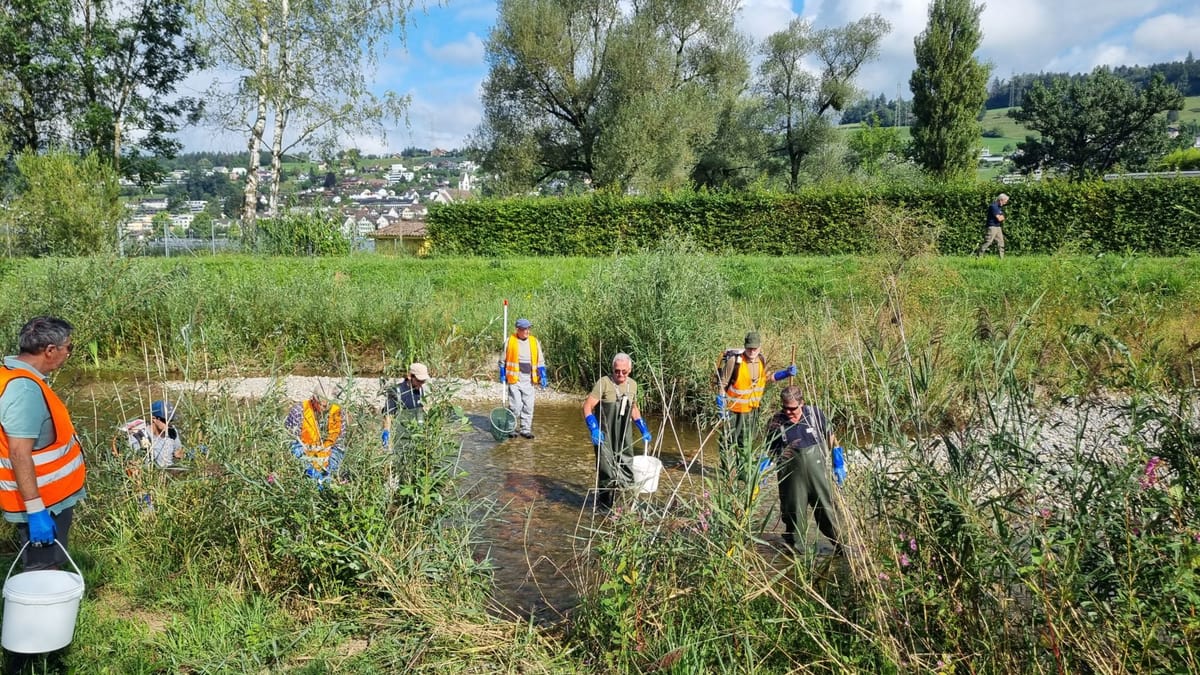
[2,541,85,654]
[629,455,663,494]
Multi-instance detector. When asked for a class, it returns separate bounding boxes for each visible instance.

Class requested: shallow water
[454,401,728,622]
[65,384,799,624]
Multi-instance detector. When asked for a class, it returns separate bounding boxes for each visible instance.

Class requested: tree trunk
[268,0,289,216]
[241,17,271,237]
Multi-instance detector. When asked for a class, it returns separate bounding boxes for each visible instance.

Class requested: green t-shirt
[589,376,639,404]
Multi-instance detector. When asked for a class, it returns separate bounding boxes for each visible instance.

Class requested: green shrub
[428,179,1200,256]
[255,211,351,256]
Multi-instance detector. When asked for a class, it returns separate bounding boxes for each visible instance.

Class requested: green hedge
[427,180,1200,256]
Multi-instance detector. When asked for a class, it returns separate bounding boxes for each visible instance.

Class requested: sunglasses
[612,368,630,375]
[782,405,800,412]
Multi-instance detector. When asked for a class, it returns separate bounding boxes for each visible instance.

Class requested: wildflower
[909,538,917,552]
[899,553,911,568]
[878,572,890,581]
[1038,507,1052,519]
[266,473,277,485]
[1139,456,1164,489]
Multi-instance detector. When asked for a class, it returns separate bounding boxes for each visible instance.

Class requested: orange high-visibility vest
[504,335,543,385]
[297,400,343,471]
[721,352,767,414]
[0,366,87,513]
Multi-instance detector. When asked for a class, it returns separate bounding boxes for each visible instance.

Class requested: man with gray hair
[975,193,1009,258]
[582,353,653,510]
[766,385,844,554]
[0,316,87,572]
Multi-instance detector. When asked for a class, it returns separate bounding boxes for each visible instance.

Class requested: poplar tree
[909,0,990,179]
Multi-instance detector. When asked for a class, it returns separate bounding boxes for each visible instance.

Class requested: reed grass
[1,248,1197,672]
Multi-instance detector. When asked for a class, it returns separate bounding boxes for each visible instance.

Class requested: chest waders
[774,409,839,550]
[595,393,635,508]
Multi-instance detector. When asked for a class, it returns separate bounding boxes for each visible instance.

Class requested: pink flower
[1139,456,1164,489]
[878,572,890,581]
[266,473,276,485]
[909,538,917,552]
[899,553,911,567]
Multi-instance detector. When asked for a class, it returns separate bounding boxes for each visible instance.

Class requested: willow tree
[908,0,990,179]
[477,0,749,194]
[757,15,890,189]
[195,0,412,231]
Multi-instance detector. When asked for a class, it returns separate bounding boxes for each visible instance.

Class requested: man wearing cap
[501,318,547,439]
[384,362,432,446]
[139,400,182,468]
[0,317,87,572]
[716,331,797,453]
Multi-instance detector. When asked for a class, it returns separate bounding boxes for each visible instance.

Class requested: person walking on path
[766,386,846,554]
[716,331,797,473]
[286,390,347,482]
[582,353,652,510]
[975,193,1009,258]
[0,317,87,572]
[501,318,547,439]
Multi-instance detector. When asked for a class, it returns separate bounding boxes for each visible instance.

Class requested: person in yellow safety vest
[0,317,87,574]
[715,331,796,480]
[285,391,346,482]
[500,318,547,439]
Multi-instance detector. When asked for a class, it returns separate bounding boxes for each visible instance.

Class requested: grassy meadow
[1,249,1198,672]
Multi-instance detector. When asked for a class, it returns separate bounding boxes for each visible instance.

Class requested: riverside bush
[428,179,1200,256]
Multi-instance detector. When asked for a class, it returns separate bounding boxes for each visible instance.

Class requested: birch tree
[195,0,413,232]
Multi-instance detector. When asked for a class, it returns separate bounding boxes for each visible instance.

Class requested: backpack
[716,348,765,391]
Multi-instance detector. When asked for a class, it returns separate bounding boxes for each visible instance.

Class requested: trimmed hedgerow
[428,179,1200,256]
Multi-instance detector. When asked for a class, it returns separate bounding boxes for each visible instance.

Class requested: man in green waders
[582,353,652,511]
[766,386,847,554]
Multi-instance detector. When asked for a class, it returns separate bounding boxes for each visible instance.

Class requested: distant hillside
[842,54,1200,126]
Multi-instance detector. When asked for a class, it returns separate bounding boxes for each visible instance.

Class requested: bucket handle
[6,540,84,583]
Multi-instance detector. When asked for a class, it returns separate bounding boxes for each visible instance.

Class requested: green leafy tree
[73,0,206,184]
[848,113,905,174]
[476,0,749,194]
[1,151,121,256]
[908,0,990,179]
[0,0,204,183]
[1009,68,1184,178]
[0,0,76,153]
[757,15,890,189]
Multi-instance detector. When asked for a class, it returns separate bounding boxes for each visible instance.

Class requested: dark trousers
[16,506,73,571]
[776,445,839,546]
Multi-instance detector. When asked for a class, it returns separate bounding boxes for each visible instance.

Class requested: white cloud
[799,0,1195,98]
[423,33,486,66]
[1132,12,1200,55]
[737,0,799,44]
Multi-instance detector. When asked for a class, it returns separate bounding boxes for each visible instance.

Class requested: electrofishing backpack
[715,348,766,391]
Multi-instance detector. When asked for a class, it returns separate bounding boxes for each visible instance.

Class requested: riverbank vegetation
[1,249,1196,413]
[2,248,1198,671]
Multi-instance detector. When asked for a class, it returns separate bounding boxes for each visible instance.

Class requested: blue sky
[182,0,1200,155]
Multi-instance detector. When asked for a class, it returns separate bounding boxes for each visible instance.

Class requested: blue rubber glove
[832,445,847,487]
[499,365,507,383]
[381,429,390,448]
[716,393,729,420]
[635,418,651,444]
[585,414,604,446]
[537,365,548,389]
[27,509,55,545]
[773,365,798,381]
